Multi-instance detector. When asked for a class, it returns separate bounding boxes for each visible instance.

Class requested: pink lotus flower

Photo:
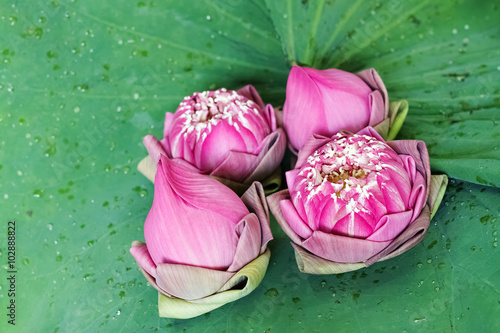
[283,66,407,153]
[268,127,447,274]
[141,86,286,193]
[130,156,272,317]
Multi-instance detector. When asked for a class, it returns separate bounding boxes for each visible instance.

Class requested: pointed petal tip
[131,240,146,247]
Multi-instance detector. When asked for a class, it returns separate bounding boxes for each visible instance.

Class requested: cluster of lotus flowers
[130,66,448,319]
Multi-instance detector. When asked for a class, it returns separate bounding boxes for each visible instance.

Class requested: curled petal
[156,263,235,300]
[137,155,157,183]
[243,128,286,183]
[228,214,263,272]
[237,84,265,110]
[368,90,386,125]
[240,182,273,253]
[280,200,313,239]
[210,150,259,182]
[291,243,365,274]
[356,126,384,141]
[407,172,427,221]
[130,241,173,297]
[388,140,431,196]
[264,104,277,131]
[267,190,305,244]
[356,68,389,118]
[143,135,167,165]
[301,231,391,263]
[367,206,431,265]
[367,210,413,242]
[129,242,157,278]
[209,128,286,184]
[157,250,270,319]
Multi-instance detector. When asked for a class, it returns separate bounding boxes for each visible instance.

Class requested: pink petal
[210,150,258,182]
[159,137,172,157]
[155,263,234,300]
[399,154,417,183]
[160,155,249,224]
[307,194,339,231]
[227,213,262,272]
[355,126,385,141]
[368,90,386,125]
[302,231,391,263]
[356,68,389,118]
[367,210,413,242]
[209,128,286,183]
[358,181,388,221]
[167,120,188,159]
[284,66,330,151]
[387,140,431,194]
[290,186,308,223]
[181,127,198,166]
[264,104,277,131]
[331,212,374,238]
[380,162,412,209]
[130,244,157,278]
[366,206,431,265]
[317,196,348,232]
[237,84,265,110]
[280,199,313,239]
[196,121,248,172]
[408,172,427,221]
[145,156,248,269]
[313,76,371,135]
[143,135,167,165]
[285,169,300,190]
[163,112,176,139]
[243,128,286,183]
[228,120,260,152]
[240,182,273,253]
[267,190,304,245]
[286,67,377,141]
[137,264,173,297]
[309,67,372,96]
[378,177,408,213]
[294,134,332,169]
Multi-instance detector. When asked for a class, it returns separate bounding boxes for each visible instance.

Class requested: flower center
[298,133,395,204]
[324,167,367,183]
[178,88,260,133]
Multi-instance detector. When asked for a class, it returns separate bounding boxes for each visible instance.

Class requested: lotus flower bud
[268,127,447,274]
[130,156,273,318]
[140,86,286,194]
[283,66,407,153]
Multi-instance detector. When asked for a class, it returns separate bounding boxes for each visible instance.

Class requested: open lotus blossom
[130,155,273,318]
[138,86,286,194]
[283,66,408,153]
[268,127,447,274]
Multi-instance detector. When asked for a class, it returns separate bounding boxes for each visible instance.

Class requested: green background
[1,0,499,332]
